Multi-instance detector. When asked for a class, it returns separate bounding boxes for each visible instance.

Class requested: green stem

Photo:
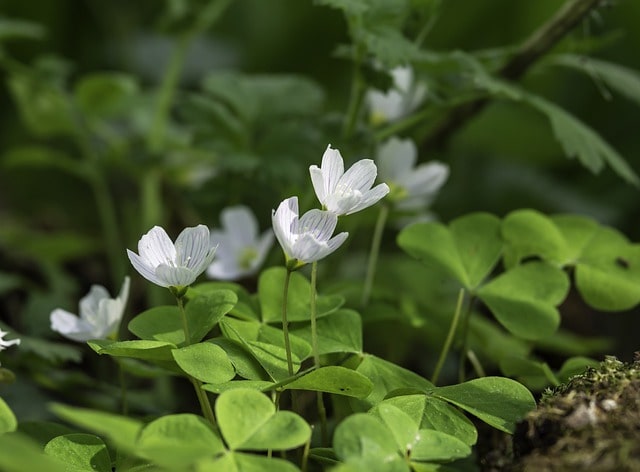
[310,262,320,368]
[310,261,328,445]
[282,268,295,377]
[176,294,217,427]
[147,35,190,153]
[431,288,465,385]
[466,349,486,378]
[361,204,389,307]
[141,167,163,232]
[118,360,129,416]
[342,43,365,139]
[457,294,475,383]
[87,172,125,287]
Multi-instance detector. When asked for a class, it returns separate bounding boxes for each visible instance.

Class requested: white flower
[376,137,449,212]
[50,277,130,342]
[272,196,348,268]
[207,206,274,280]
[309,145,390,216]
[366,66,426,125]
[0,329,20,351]
[127,225,217,288]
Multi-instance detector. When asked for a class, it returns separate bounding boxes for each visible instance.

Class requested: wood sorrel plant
[3,0,640,471]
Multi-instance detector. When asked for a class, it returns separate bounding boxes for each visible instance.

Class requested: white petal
[298,209,338,242]
[155,265,198,287]
[272,197,298,257]
[127,249,169,287]
[221,206,258,247]
[138,226,176,269]
[253,230,275,269]
[346,183,390,215]
[50,309,96,342]
[377,137,417,181]
[309,166,326,205]
[78,285,110,325]
[320,145,344,197]
[403,162,449,196]
[339,159,378,194]
[175,225,211,270]
[207,258,244,280]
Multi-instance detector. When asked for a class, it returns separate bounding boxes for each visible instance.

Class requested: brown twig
[420,0,607,154]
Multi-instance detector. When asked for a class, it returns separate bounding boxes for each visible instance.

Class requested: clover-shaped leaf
[291,309,363,355]
[129,289,237,344]
[258,267,344,322]
[50,404,142,453]
[398,213,502,290]
[87,339,177,361]
[136,414,225,468]
[215,388,310,451]
[0,397,16,434]
[477,262,569,340]
[44,434,111,472]
[284,366,373,398]
[503,210,640,311]
[172,342,235,384]
[433,377,535,433]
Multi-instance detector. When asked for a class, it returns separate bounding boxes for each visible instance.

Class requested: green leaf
[2,146,86,179]
[50,403,143,453]
[44,434,111,472]
[382,395,477,446]
[7,72,75,137]
[409,429,471,462]
[215,388,311,451]
[284,366,373,398]
[203,380,274,394]
[258,267,343,323]
[190,282,259,321]
[74,72,138,118]
[88,339,177,361]
[502,209,568,266]
[0,433,68,472]
[291,309,363,355]
[574,229,640,311]
[0,18,46,41]
[315,0,370,15]
[128,290,236,345]
[200,451,302,472]
[354,354,434,409]
[473,59,640,185]
[550,214,600,264]
[128,306,182,343]
[333,413,401,463]
[553,54,640,107]
[371,403,418,453]
[522,90,639,185]
[434,377,535,433]
[220,318,306,380]
[185,290,238,342]
[172,342,235,384]
[136,414,225,468]
[477,262,569,340]
[398,213,502,290]
[209,338,269,381]
[0,397,17,434]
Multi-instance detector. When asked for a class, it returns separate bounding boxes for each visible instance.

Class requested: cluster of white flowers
[272,145,390,268]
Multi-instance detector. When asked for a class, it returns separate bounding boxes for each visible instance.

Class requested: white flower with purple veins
[0,329,20,351]
[207,206,274,280]
[127,225,217,288]
[309,145,390,216]
[50,277,130,342]
[272,196,348,268]
[377,137,449,211]
[367,66,426,125]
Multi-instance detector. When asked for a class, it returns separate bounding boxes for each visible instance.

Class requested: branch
[420,0,606,153]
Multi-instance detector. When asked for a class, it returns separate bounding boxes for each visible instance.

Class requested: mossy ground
[481,354,640,471]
